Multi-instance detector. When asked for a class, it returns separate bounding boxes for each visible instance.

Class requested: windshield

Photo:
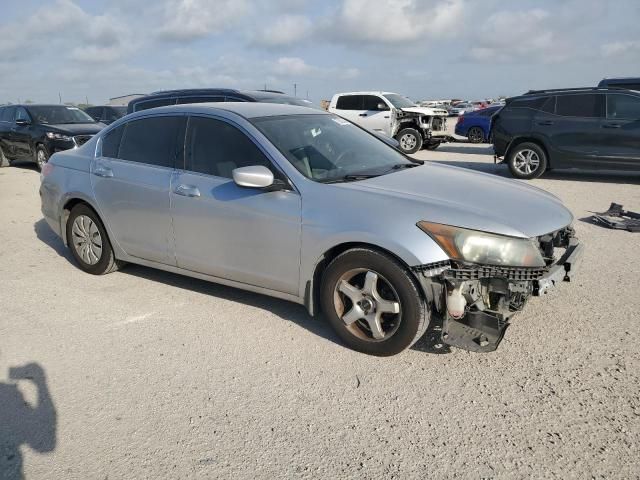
[383,94,416,109]
[252,114,415,183]
[27,106,96,124]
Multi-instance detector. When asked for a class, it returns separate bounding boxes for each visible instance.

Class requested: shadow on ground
[34,219,451,355]
[0,361,57,480]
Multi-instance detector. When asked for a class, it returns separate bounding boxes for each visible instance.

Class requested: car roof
[130,102,328,119]
[333,91,398,96]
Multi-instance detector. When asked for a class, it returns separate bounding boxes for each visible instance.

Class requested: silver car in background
[40,103,583,356]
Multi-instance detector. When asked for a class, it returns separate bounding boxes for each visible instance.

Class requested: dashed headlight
[417,221,545,267]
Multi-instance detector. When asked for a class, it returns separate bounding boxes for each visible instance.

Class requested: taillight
[41,163,54,177]
[456,116,463,124]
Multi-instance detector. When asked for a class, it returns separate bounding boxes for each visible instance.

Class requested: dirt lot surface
[1,144,639,479]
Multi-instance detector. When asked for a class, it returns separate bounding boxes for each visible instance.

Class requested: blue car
[454,106,501,143]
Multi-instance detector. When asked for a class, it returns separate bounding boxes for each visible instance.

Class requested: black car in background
[84,105,127,125]
[127,88,317,113]
[598,77,640,91]
[0,104,104,171]
[492,87,640,179]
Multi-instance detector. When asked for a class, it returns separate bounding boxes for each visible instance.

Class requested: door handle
[174,184,200,197]
[358,113,367,117]
[602,123,621,129]
[94,166,113,178]
[384,116,390,119]
[537,121,554,126]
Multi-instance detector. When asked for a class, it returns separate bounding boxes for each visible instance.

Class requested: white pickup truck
[328,91,449,154]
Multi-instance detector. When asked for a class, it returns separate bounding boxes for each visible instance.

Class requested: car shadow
[0,360,57,480]
[434,144,493,155]
[428,159,640,185]
[34,219,452,356]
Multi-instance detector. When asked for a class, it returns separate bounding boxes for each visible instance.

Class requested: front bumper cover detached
[414,236,583,353]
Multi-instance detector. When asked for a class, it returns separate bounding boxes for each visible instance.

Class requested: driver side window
[185,117,273,179]
[15,107,30,123]
[362,95,388,111]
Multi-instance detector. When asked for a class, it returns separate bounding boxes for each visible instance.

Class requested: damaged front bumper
[413,231,583,353]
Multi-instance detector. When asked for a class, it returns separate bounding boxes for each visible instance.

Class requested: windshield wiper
[390,162,422,170]
[321,173,382,184]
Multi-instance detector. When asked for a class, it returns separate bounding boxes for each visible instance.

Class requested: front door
[360,95,392,136]
[598,93,640,168]
[91,115,186,265]
[171,116,301,295]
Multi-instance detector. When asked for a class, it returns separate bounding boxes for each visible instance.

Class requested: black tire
[320,248,428,356]
[66,204,122,275]
[424,142,441,150]
[395,128,423,154]
[467,127,485,143]
[507,142,548,179]
[35,144,49,172]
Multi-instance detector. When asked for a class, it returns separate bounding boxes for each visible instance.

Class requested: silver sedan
[40,103,582,356]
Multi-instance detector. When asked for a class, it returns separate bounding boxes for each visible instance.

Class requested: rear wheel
[320,248,428,356]
[66,204,122,275]
[0,146,10,167]
[395,128,423,154]
[507,142,547,179]
[467,127,484,143]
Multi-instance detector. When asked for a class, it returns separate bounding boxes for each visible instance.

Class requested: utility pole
[59,92,62,104]
[294,83,297,97]
[306,90,309,100]
[85,95,89,106]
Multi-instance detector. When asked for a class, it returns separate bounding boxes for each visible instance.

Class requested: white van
[328,91,449,153]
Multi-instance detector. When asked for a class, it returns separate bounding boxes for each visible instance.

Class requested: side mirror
[15,119,30,126]
[377,103,389,111]
[232,165,276,189]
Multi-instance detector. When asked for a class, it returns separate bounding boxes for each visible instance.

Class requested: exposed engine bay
[414,227,583,352]
[392,106,450,145]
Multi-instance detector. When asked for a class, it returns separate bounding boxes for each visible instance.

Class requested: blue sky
[1,0,639,105]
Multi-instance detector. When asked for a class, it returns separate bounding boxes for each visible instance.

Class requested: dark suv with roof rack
[0,104,104,171]
[127,88,317,114]
[492,87,640,179]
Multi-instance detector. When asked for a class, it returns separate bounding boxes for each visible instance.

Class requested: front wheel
[395,128,423,154]
[320,248,428,356]
[507,142,548,179]
[35,145,49,172]
[66,204,122,275]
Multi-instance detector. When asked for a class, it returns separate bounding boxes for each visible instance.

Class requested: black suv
[598,77,640,91]
[84,105,127,125]
[492,88,640,179]
[0,104,104,171]
[127,88,316,113]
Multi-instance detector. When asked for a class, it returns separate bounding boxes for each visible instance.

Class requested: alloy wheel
[513,149,540,175]
[36,149,48,169]
[333,268,401,341]
[71,215,103,265]
[468,127,484,143]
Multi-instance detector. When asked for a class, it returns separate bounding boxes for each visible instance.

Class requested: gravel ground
[1,144,639,479]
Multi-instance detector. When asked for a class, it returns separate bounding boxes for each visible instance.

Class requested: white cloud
[468,9,565,63]
[253,14,312,47]
[158,0,249,41]
[601,40,640,57]
[326,0,465,44]
[270,57,359,80]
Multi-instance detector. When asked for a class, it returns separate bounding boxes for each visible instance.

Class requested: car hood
[401,106,449,117]
[45,123,104,135]
[340,163,573,238]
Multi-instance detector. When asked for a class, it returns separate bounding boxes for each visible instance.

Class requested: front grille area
[445,265,548,281]
[73,135,93,146]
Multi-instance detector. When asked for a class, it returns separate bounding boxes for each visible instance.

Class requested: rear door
[91,115,186,264]
[542,93,605,167]
[0,107,14,158]
[333,95,366,126]
[598,93,640,168]
[11,107,34,159]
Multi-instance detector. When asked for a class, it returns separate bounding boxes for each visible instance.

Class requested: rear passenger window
[134,98,176,112]
[556,94,603,118]
[118,116,185,168]
[185,117,272,178]
[510,96,547,110]
[336,95,362,110]
[540,96,556,114]
[1,107,15,122]
[607,94,640,119]
[101,125,124,158]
